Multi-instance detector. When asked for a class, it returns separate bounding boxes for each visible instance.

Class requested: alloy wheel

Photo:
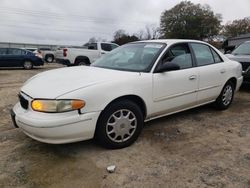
[106,109,137,143]
[222,85,233,106]
[23,61,33,69]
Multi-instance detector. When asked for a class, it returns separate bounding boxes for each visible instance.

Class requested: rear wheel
[75,59,89,66]
[23,61,33,70]
[215,81,235,110]
[95,100,144,149]
[45,55,54,63]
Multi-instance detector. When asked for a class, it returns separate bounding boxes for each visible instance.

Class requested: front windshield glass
[232,42,250,55]
[92,42,166,72]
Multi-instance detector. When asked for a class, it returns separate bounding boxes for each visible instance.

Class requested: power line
[0,23,112,36]
[0,7,151,25]
[0,17,115,33]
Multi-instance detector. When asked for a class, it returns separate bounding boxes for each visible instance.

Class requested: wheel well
[45,54,54,58]
[23,59,33,63]
[75,56,90,65]
[227,77,237,89]
[104,95,147,118]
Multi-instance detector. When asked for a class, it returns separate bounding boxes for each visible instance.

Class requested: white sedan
[11,39,243,149]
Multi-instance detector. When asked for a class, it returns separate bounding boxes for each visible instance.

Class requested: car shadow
[24,104,214,155]
[145,103,214,127]
[240,83,250,91]
[0,67,44,70]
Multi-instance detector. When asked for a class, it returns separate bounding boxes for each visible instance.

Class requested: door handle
[189,75,197,80]
[220,69,226,74]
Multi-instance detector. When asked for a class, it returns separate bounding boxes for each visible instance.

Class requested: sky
[0,0,249,45]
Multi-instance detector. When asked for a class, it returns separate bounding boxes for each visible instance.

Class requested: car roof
[136,39,208,45]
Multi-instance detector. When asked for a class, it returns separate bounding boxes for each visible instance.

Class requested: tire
[75,59,89,66]
[95,100,144,149]
[45,55,54,63]
[215,81,235,110]
[23,61,33,70]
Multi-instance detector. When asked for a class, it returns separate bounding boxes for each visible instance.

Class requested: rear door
[86,43,101,63]
[152,43,198,116]
[6,48,24,66]
[190,43,227,103]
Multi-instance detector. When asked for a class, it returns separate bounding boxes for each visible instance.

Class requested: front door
[152,43,198,117]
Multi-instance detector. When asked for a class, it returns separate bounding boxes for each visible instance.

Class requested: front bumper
[12,102,101,144]
[242,68,250,84]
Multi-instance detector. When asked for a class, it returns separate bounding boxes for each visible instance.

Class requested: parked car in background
[223,33,250,54]
[0,48,44,69]
[35,47,55,63]
[55,42,119,66]
[225,41,250,84]
[11,40,242,149]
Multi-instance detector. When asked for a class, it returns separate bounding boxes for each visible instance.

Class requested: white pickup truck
[55,42,119,66]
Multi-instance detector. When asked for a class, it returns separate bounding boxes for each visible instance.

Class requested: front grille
[18,94,29,110]
[240,62,250,71]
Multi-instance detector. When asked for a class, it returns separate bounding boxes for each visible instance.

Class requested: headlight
[31,99,85,113]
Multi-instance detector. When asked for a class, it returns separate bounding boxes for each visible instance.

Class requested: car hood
[21,66,139,99]
[225,54,250,62]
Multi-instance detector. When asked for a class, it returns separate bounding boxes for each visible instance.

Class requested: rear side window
[87,43,97,50]
[190,43,214,66]
[211,48,223,63]
[22,50,33,55]
[0,48,7,55]
[8,49,23,55]
[101,43,112,51]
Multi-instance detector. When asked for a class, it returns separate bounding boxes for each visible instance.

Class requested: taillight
[63,48,68,57]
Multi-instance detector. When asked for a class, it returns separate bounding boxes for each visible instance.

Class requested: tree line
[89,1,250,46]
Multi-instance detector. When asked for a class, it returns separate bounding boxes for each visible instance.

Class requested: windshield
[232,42,250,55]
[92,42,166,72]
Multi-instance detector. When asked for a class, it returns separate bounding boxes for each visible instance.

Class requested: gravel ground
[0,64,250,188]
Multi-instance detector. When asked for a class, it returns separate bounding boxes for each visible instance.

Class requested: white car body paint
[13,39,243,144]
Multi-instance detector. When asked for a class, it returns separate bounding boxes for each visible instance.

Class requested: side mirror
[155,62,180,73]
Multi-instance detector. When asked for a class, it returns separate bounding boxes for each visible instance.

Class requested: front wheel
[215,81,235,110]
[95,100,144,149]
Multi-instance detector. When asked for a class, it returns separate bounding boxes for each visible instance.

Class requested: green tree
[222,17,250,37]
[160,1,222,40]
[112,30,139,45]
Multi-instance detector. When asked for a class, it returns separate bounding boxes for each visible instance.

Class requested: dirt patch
[0,64,250,187]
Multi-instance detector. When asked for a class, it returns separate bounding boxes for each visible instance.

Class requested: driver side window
[162,43,193,69]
